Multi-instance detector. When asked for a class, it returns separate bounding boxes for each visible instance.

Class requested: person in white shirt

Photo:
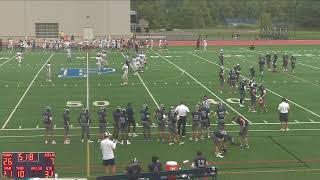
[278,98,290,131]
[66,47,72,62]
[174,101,190,137]
[96,53,102,73]
[16,52,22,66]
[203,38,207,52]
[100,132,117,175]
[150,38,154,50]
[47,62,52,82]
[8,38,14,51]
[121,62,129,85]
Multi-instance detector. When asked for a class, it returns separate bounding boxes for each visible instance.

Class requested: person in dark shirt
[239,79,247,107]
[228,69,237,94]
[112,107,122,143]
[218,67,225,93]
[233,116,250,149]
[192,151,208,168]
[249,83,257,113]
[290,55,296,73]
[126,103,137,137]
[43,106,56,144]
[78,108,93,143]
[63,108,70,144]
[213,102,229,130]
[167,106,183,145]
[196,38,200,52]
[126,158,142,180]
[155,104,166,143]
[282,53,289,72]
[148,156,163,179]
[200,106,211,139]
[272,52,278,72]
[258,54,265,77]
[249,66,255,81]
[119,109,130,145]
[213,129,225,158]
[98,107,107,142]
[141,104,151,142]
[190,105,201,141]
[266,53,272,71]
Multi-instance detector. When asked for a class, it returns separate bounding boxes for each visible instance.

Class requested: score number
[66,100,110,107]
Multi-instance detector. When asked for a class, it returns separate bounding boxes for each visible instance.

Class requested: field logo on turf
[58,68,115,78]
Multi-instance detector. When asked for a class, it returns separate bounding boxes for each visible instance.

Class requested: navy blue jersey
[193,156,207,168]
[140,110,150,121]
[98,110,106,123]
[200,107,210,120]
[63,112,70,126]
[126,164,142,179]
[78,111,90,124]
[216,106,227,119]
[43,111,52,124]
[168,110,177,125]
[229,71,236,80]
[250,67,255,76]
[259,57,265,66]
[155,109,165,123]
[266,54,271,61]
[119,113,127,125]
[112,111,122,123]
[235,116,249,127]
[126,107,134,119]
[148,162,162,173]
[219,70,224,80]
[239,81,246,91]
[214,131,225,139]
[191,111,201,122]
[291,57,296,64]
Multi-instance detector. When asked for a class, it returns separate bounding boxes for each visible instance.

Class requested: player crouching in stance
[121,62,129,85]
[119,108,131,145]
[233,116,250,149]
[189,105,201,141]
[167,106,184,145]
[63,108,71,144]
[42,106,56,144]
[213,128,226,158]
[155,104,166,143]
[140,104,151,142]
[16,52,23,66]
[46,62,52,82]
[78,108,93,143]
[98,107,107,143]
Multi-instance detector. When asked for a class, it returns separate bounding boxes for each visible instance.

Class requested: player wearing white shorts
[121,63,129,85]
[16,52,23,66]
[101,51,108,66]
[158,39,162,51]
[139,53,147,71]
[47,62,52,82]
[66,47,72,61]
[42,39,47,50]
[96,53,102,73]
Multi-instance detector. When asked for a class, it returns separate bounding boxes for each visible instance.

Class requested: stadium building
[0,0,130,39]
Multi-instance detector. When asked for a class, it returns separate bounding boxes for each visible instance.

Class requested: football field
[0,45,320,179]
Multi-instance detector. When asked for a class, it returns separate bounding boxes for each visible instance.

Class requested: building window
[35,23,59,38]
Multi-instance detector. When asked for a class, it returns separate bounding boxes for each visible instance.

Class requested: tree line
[131,0,320,29]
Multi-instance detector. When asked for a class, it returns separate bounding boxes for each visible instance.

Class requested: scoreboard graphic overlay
[2,152,55,178]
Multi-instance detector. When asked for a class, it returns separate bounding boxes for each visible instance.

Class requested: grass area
[0,45,320,179]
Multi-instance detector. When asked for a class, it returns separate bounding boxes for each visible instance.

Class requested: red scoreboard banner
[2,152,55,178]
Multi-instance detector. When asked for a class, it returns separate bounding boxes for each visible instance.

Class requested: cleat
[97,139,101,143]
[87,140,93,143]
[52,141,56,144]
[169,143,174,146]
[207,135,211,139]
[245,145,250,149]
[179,142,185,145]
[120,140,124,145]
[64,141,70,145]
[45,140,48,144]
[286,128,290,131]
[157,139,160,142]
[132,133,138,137]
[189,137,193,141]
[195,138,198,142]
[81,139,84,143]
[215,153,224,158]
[280,128,285,131]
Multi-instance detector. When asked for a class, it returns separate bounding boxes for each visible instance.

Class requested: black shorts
[279,113,288,122]
[103,158,115,166]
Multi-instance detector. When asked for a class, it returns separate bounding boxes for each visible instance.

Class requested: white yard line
[189,52,320,119]
[154,51,253,124]
[0,55,17,68]
[1,53,55,129]
[121,52,160,109]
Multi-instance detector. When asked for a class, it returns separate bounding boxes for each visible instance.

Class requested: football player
[234,64,241,83]
[126,103,137,137]
[272,52,278,72]
[155,104,166,143]
[63,108,70,144]
[167,106,184,145]
[233,116,250,149]
[16,51,23,67]
[213,128,225,158]
[213,102,229,130]
[42,106,56,144]
[66,46,72,62]
[101,50,108,66]
[239,79,247,107]
[249,66,255,81]
[164,39,168,51]
[258,84,268,113]
[98,107,107,142]
[96,53,102,73]
[192,151,209,169]
[121,62,129,85]
[46,62,52,82]
[119,109,130,145]
[195,38,200,52]
[78,108,93,143]
[258,54,266,77]
[189,105,201,141]
[112,107,122,143]
[228,69,237,94]
[290,55,296,73]
[203,38,207,52]
[218,67,225,93]
[8,38,14,52]
[282,53,289,72]
[249,82,257,112]
[158,39,162,51]
[266,52,272,71]
[200,105,211,139]
[141,104,151,142]
[218,49,224,66]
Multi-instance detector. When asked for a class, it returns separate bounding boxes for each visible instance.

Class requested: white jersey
[67,48,71,58]
[159,40,162,47]
[204,39,207,46]
[16,52,22,62]
[122,63,129,74]
[47,64,52,74]
[65,41,70,48]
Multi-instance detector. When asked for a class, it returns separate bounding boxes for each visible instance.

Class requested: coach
[175,102,190,137]
[278,97,289,131]
[100,132,117,176]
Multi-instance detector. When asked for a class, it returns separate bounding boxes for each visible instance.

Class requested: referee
[278,98,290,131]
[175,101,190,137]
